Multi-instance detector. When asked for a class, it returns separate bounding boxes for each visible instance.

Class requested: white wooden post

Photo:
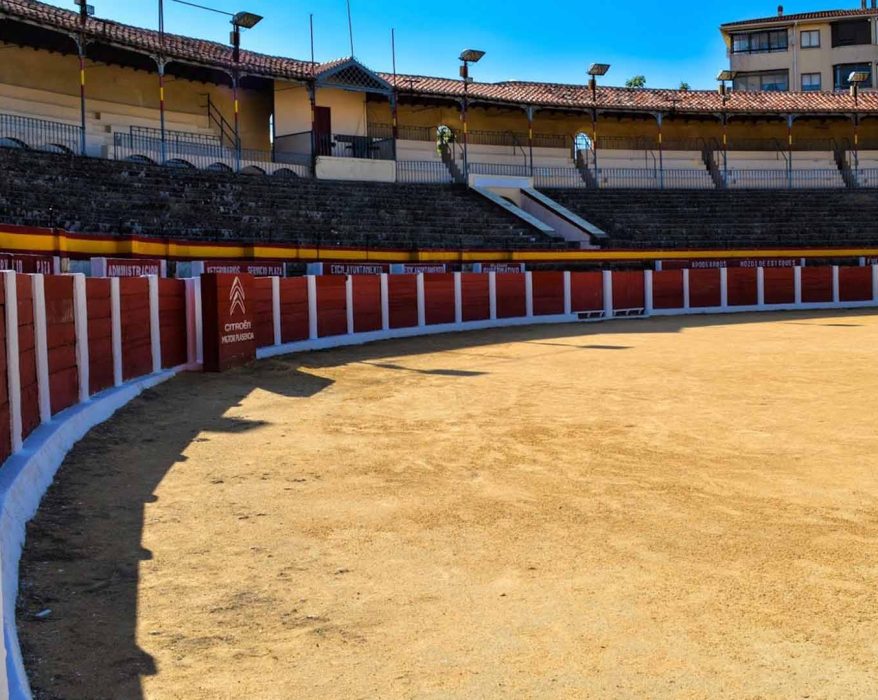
[720,268,729,308]
[682,269,691,310]
[272,276,282,345]
[184,276,203,366]
[832,266,840,304]
[757,267,765,307]
[644,270,654,315]
[3,272,22,452]
[602,270,613,318]
[563,271,572,315]
[345,276,355,335]
[110,277,123,386]
[148,275,161,373]
[31,274,50,422]
[454,272,463,325]
[525,271,534,318]
[794,266,803,305]
[307,275,319,340]
[72,273,90,402]
[488,272,497,320]
[873,265,878,302]
[380,273,390,331]
[416,273,426,327]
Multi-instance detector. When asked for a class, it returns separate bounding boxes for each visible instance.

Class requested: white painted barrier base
[0,368,185,700]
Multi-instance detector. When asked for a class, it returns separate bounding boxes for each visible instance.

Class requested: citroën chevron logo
[229,276,246,316]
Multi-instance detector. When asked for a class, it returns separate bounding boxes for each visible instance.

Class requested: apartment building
[721,3,878,92]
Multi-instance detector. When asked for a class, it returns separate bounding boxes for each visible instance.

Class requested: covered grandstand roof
[1,0,876,115]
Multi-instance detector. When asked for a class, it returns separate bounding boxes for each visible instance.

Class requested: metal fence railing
[112,129,310,176]
[0,112,82,153]
[533,167,587,189]
[724,169,845,189]
[854,168,878,188]
[315,133,395,160]
[660,169,716,189]
[469,162,531,177]
[396,160,453,184]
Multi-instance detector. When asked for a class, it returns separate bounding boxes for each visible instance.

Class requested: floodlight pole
[76,2,88,156]
[461,59,470,182]
[853,83,860,174]
[232,23,241,172]
[158,0,167,164]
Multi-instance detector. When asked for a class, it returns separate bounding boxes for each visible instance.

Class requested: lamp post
[849,70,869,176]
[587,63,610,179]
[230,11,263,172]
[73,0,93,156]
[459,49,485,182]
[716,70,737,186]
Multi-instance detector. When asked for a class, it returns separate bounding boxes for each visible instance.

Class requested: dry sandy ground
[17,311,878,699]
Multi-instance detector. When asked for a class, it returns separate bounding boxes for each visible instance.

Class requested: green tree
[679,81,691,91]
[626,75,647,88]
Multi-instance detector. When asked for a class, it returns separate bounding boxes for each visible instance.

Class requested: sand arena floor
[16,311,878,699]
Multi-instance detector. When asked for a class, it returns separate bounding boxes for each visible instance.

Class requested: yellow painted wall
[274,81,367,137]
[0,43,271,149]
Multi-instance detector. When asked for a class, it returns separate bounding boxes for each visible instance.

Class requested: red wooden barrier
[613,271,645,311]
[316,275,347,338]
[801,267,832,303]
[532,272,564,316]
[570,272,603,312]
[424,273,455,325]
[119,278,152,381]
[496,273,526,319]
[763,268,795,305]
[0,283,10,463]
[652,270,684,309]
[159,278,188,367]
[43,276,78,415]
[461,273,489,322]
[86,278,114,395]
[388,275,418,329]
[727,268,757,306]
[839,266,873,302]
[16,275,39,440]
[279,277,309,343]
[251,277,274,349]
[689,269,721,308]
[352,276,382,333]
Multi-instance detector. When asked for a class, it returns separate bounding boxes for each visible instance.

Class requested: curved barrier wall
[0,265,877,698]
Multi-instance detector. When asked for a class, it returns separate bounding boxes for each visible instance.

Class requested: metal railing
[469,162,531,177]
[0,113,82,153]
[724,169,846,189]
[854,168,878,188]
[596,135,658,150]
[131,125,221,148]
[315,133,395,160]
[533,166,587,189]
[660,169,716,189]
[113,129,289,174]
[396,160,453,184]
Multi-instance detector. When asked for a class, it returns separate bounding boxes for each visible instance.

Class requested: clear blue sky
[42,0,850,89]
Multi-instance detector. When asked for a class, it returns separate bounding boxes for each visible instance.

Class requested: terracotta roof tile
[1,0,874,116]
[722,7,878,29]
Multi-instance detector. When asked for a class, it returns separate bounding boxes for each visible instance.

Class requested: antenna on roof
[391,28,398,88]
[346,0,355,57]
[310,13,315,77]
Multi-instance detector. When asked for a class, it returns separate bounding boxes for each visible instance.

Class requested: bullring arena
[1,0,878,697]
[15,311,878,699]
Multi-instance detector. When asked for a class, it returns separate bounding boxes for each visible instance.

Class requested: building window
[831,19,871,47]
[833,63,873,90]
[731,29,789,54]
[800,30,821,48]
[801,73,822,91]
[734,70,790,92]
